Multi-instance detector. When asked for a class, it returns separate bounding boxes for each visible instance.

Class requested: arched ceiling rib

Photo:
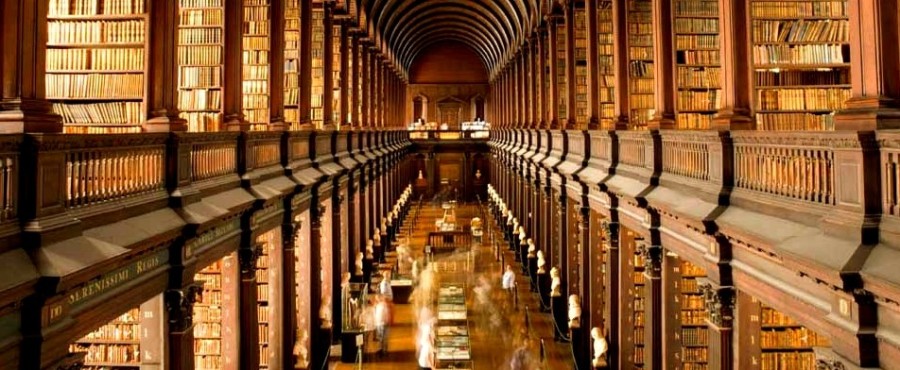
[361,0,538,80]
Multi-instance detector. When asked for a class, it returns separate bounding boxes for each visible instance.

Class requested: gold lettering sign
[184,218,241,259]
[67,250,168,308]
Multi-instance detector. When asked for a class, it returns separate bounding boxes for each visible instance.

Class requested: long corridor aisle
[331,203,575,370]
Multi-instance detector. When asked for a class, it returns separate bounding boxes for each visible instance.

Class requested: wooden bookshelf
[47,0,147,134]
[597,0,615,128]
[574,7,589,127]
[311,7,325,129]
[177,0,224,132]
[243,0,271,131]
[332,23,343,126]
[627,0,654,129]
[556,22,568,122]
[750,0,850,130]
[194,260,225,370]
[679,260,708,370]
[674,0,721,129]
[69,308,142,368]
[284,0,301,129]
[633,248,645,368]
[256,231,274,369]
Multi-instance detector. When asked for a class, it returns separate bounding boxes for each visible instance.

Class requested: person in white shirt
[380,272,393,301]
[417,339,434,369]
[373,295,390,354]
[502,265,517,310]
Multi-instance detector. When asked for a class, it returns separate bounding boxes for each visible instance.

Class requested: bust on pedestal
[591,327,608,368]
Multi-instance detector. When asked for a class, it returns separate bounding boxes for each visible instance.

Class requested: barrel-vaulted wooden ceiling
[359,0,546,81]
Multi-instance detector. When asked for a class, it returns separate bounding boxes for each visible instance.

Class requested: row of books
[756,88,849,111]
[47,48,144,71]
[753,20,849,43]
[243,21,269,35]
[752,44,848,65]
[755,69,849,86]
[676,113,713,130]
[677,67,721,89]
[629,46,653,61]
[243,95,269,107]
[244,7,270,21]
[245,110,270,124]
[181,66,222,88]
[750,1,848,18]
[682,327,709,347]
[194,305,223,322]
[243,81,269,95]
[70,343,141,364]
[243,38,270,51]
[49,0,144,16]
[679,50,721,65]
[180,9,223,26]
[49,20,146,45]
[178,45,222,65]
[65,126,141,133]
[179,28,223,44]
[181,0,223,7]
[682,347,708,363]
[759,352,817,370]
[195,339,222,354]
[629,79,654,93]
[47,74,144,98]
[674,0,718,17]
[182,112,222,132]
[674,18,719,34]
[676,35,719,50]
[760,328,829,348]
[53,102,142,124]
[243,67,269,80]
[180,90,221,110]
[756,112,835,131]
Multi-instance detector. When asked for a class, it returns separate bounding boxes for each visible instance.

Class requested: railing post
[167,133,200,208]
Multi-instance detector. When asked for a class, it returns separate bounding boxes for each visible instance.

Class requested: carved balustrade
[659,131,714,182]
[189,132,240,182]
[60,134,168,209]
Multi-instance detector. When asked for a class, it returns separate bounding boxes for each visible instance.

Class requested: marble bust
[373,229,381,246]
[366,239,374,259]
[568,294,582,328]
[550,267,561,297]
[355,252,364,275]
[537,251,546,273]
[527,239,536,258]
[591,327,608,367]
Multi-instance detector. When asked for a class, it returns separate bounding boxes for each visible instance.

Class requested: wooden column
[223,0,247,129]
[835,0,900,129]
[269,0,285,129]
[165,282,203,370]
[351,33,360,129]
[648,0,675,129]
[368,48,376,128]
[564,2,577,130]
[605,222,621,369]
[661,253,681,369]
[547,16,561,129]
[701,282,735,370]
[239,245,262,370]
[373,54,381,128]
[712,0,754,130]
[144,0,186,131]
[538,27,548,129]
[280,221,298,369]
[641,245,662,370]
[339,22,350,129]
[586,0,601,130]
[524,41,533,128]
[322,3,335,130]
[610,0,630,129]
[529,38,538,128]
[299,0,312,128]
[0,0,61,133]
[308,201,326,369]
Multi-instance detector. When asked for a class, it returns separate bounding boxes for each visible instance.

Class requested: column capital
[165,283,205,332]
[699,281,735,328]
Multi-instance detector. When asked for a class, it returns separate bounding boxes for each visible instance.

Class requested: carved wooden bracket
[165,282,204,332]
[699,281,735,327]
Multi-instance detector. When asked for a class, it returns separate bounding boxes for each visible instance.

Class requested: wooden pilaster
[0,0,61,133]
[538,27,548,129]
[713,0,755,130]
[339,22,350,129]
[586,0,601,130]
[238,244,262,370]
[835,0,900,130]
[223,0,245,129]
[351,33,360,129]
[144,0,186,132]
[604,221,621,369]
[299,0,312,128]
[641,245,662,370]
[648,0,675,129]
[281,219,298,369]
[548,16,561,130]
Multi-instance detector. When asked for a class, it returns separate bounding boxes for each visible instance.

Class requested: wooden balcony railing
[617,131,650,169]
[62,134,167,208]
[660,131,714,182]
[190,133,239,182]
[732,132,837,206]
[248,132,282,170]
[589,131,613,162]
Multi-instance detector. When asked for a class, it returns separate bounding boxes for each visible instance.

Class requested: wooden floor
[330,202,575,370]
